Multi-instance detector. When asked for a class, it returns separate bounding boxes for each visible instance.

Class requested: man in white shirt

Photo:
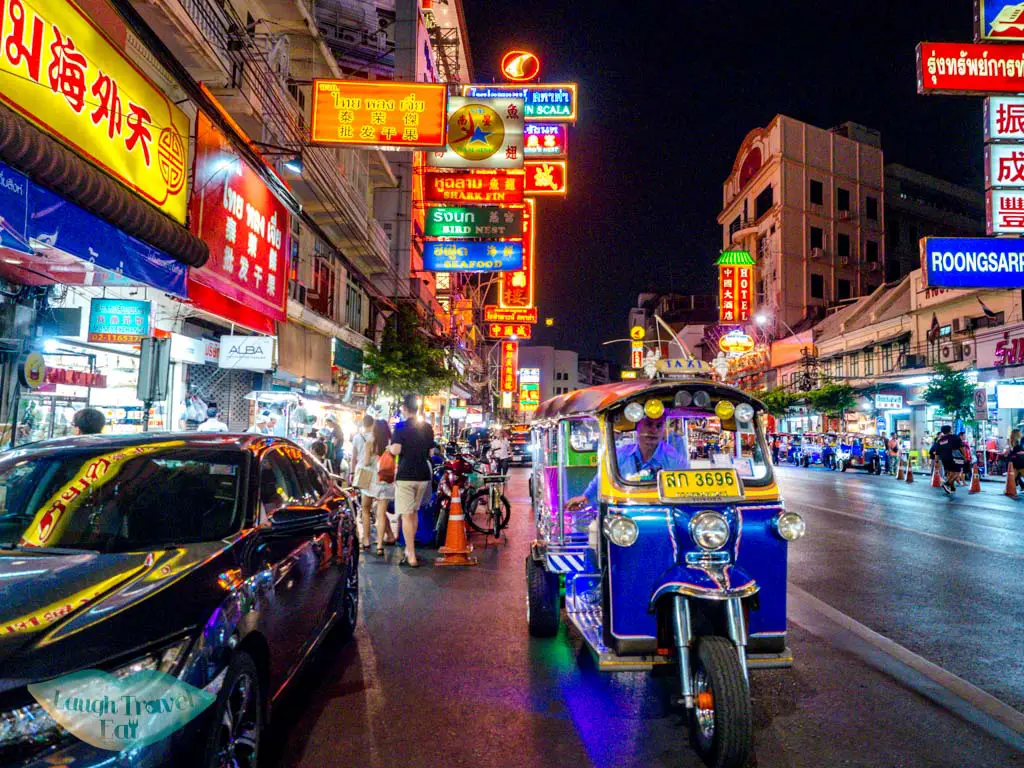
[197,404,230,433]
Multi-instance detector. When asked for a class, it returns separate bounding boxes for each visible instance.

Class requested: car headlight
[774,512,806,541]
[602,514,639,547]
[689,511,730,551]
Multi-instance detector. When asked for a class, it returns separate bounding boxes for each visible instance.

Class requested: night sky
[462,0,984,364]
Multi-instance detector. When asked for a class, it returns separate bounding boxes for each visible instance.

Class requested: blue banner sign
[88,298,151,343]
[922,237,1024,288]
[0,161,186,296]
[463,85,576,121]
[423,241,523,272]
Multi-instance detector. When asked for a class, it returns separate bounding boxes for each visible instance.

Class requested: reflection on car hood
[0,543,228,688]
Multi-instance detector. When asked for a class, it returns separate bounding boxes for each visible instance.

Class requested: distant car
[0,433,359,768]
[509,424,532,465]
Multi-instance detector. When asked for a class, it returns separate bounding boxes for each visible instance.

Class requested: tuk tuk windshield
[611,404,771,485]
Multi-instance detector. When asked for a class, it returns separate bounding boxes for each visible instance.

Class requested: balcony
[130,0,233,82]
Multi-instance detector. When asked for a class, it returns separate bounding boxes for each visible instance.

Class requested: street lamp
[754,311,798,338]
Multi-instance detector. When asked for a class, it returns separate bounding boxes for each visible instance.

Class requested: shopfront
[976,321,1024,448]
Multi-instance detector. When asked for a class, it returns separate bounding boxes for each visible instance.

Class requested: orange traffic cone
[969,464,982,494]
[905,457,914,483]
[435,485,479,567]
[1005,464,1018,499]
[895,456,906,481]
[931,460,943,488]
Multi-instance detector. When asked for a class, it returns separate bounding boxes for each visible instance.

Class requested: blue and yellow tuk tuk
[527,377,806,768]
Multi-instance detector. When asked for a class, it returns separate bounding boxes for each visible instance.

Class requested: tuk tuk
[835,433,883,474]
[797,432,836,469]
[527,379,806,768]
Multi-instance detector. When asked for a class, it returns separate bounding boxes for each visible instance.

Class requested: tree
[806,383,857,418]
[752,387,798,417]
[363,304,459,399]
[923,363,975,424]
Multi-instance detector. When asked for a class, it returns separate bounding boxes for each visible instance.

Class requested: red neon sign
[719,265,753,323]
[499,198,535,309]
[501,341,519,392]
[487,323,533,340]
[484,306,538,323]
[500,50,541,83]
[524,160,567,196]
[423,169,525,205]
[917,42,1024,94]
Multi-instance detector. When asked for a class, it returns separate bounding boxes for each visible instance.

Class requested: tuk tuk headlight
[774,512,806,541]
[734,403,755,424]
[603,514,639,547]
[689,511,730,551]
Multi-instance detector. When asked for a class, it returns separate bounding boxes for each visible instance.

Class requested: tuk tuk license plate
[658,469,743,501]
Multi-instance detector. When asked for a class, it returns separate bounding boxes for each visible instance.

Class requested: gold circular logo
[630,325,646,340]
[447,103,505,162]
[21,351,46,389]
[157,128,187,195]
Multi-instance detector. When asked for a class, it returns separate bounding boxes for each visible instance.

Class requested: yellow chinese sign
[0,0,190,222]
[310,80,448,148]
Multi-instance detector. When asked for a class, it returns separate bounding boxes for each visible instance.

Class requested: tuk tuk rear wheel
[688,636,752,768]
[526,555,560,637]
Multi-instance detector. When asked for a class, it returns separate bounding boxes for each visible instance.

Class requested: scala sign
[423,169,525,205]
[976,1,1024,41]
[921,236,1024,288]
[719,331,755,355]
[0,0,190,222]
[309,80,447,148]
[917,42,1024,94]
[424,206,523,238]
[423,241,523,272]
[219,335,275,372]
[427,96,525,169]
[463,84,578,122]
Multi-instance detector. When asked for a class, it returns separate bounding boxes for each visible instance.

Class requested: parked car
[0,433,359,768]
[508,424,532,465]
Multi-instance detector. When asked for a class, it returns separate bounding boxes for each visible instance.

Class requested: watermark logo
[28,669,216,750]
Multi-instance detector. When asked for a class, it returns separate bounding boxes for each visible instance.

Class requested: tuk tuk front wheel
[688,636,752,768]
[526,555,560,637]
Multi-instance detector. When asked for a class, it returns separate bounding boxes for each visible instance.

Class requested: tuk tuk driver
[566,414,687,511]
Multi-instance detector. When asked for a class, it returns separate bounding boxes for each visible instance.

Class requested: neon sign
[524,160,567,196]
[499,198,535,309]
[524,123,568,158]
[463,84,578,122]
[501,50,541,82]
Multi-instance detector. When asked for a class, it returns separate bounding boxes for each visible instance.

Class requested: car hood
[0,543,230,687]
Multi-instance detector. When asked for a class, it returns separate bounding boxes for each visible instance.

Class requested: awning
[0,102,207,269]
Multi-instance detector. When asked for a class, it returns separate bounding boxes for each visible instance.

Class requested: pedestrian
[490,429,512,475]
[197,403,229,432]
[311,439,331,472]
[389,394,435,567]
[1005,429,1024,490]
[957,430,972,485]
[72,407,105,435]
[887,433,900,475]
[350,414,374,485]
[365,419,396,555]
[324,413,346,473]
[247,412,271,435]
[929,425,965,495]
[771,434,780,465]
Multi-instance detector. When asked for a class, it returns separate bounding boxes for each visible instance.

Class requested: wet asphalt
[267,468,1024,768]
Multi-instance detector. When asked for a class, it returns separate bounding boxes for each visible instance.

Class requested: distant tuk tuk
[527,378,806,768]
[797,432,836,469]
[835,433,883,474]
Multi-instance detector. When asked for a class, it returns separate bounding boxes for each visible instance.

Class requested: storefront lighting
[283,155,303,174]
[898,375,933,386]
[42,339,60,354]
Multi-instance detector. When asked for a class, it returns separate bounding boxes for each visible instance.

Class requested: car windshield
[0,443,245,552]
[611,400,771,485]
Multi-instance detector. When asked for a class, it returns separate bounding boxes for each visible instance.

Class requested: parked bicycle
[464,462,511,539]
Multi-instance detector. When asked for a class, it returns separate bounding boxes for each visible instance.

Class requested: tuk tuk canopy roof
[531,380,765,422]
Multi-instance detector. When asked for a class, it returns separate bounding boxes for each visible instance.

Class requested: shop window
[345,282,364,333]
[306,257,337,321]
[835,356,844,378]
[864,349,874,376]
[810,227,824,250]
[810,180,824,205]
[837,279,851,300]
[755,186,774,219]
[866,240,879,263]
[849,353,859,378]
[866,196,879,220]
[838,233,850,258]
[837,187,850,211]
[882,344,893,372]
[811,273,825,299]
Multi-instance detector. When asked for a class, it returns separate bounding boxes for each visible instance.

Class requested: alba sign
[219,335,275,371]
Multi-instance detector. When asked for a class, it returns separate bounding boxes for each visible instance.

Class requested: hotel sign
[0,0,190,222]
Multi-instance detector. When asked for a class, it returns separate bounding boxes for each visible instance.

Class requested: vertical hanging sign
[500,341,519,392]
[717,250,755,323]
[499,199,535,309]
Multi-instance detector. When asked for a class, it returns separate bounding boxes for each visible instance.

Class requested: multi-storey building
[719,117,886,335]
[519,346,580,404]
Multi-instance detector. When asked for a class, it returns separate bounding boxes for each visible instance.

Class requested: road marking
[789,585,1024,749]
[791,501,1024,560]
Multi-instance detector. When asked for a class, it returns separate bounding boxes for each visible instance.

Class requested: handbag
[355,466,375,490]
[377,451,396,483]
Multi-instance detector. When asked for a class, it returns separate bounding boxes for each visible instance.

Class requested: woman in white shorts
[364,419,396,556]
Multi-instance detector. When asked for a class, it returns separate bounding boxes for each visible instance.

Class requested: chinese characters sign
[0,0,190,222]
[424,206,522,238]
[87,298,150,343]
[424,169,525,204]
[427,96,525,169]
[500,341,518,392]
[976,1,1024,41]
[500,198,535,309]
[524,123,567,158]
[423,241,523,272]
[524,161,567,196]
[717,250,755,323]
[486,323,532,340]
[985,96,1024,140]
[484,305,538,323]
[986,143,1024,188]
[189,113,291,322]
[310,80,447,148]
[519,382,540,410]
[463,84,578,122]
[988,189,1024,233]
[631,348,644,369]
[917,42,1024,94]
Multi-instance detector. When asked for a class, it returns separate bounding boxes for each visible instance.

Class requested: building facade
[519,346,580,404]
[719,117,886,335]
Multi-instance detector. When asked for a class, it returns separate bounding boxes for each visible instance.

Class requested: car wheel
[202,651,261,768]
[526,554,560,637]
[335,546,359,642]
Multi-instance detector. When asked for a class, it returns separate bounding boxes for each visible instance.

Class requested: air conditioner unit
[960,341,975,360]
[810,247,824,260]
[939,342,957,363]
[868,262,881,272]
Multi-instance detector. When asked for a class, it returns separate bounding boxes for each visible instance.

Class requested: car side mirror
[270,505,333,536]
